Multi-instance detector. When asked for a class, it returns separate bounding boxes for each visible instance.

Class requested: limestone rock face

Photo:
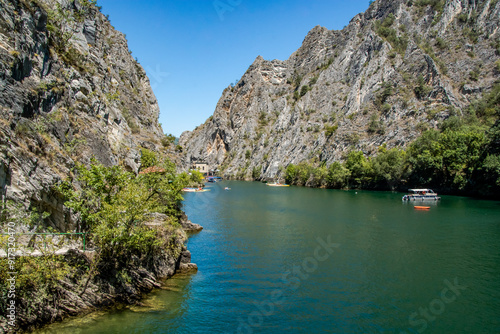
[0,0,165,226]
[180,0,500,180]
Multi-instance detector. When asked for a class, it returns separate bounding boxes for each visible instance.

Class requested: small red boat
[414,206,430,210]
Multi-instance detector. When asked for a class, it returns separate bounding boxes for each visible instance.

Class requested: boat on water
[414,206,431,210]
[182,187,211,192]
[206,176,222,183]
[266,183,290,187]
[402,189,440,201]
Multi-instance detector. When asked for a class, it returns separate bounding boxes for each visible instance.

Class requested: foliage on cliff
[284,82,500,197]
[55,151,200,278]
[0,150,201,331]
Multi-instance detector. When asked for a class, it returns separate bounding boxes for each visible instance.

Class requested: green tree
[285,164,298,184]
[56,155,190,293]
[189,169,204,184]
[326,162,351,188]
[439,128,486,189]
[296,162,314,186]
[371,146,407,189]
[310,165,328,188]
[252,166,261,180]
[345,151,372,187]
[57,158,132,230]
[407,129,444,186]
[476,154,500,194]
[139,157,189,217]
[140,148,158,170]
[375,82,393,107]
[407,128,487,191]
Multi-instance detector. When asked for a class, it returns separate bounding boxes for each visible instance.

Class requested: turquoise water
[37,181,500,333]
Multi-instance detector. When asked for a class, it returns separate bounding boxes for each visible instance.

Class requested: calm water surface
[38,181,500,333]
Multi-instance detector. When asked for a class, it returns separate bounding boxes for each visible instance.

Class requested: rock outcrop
[180,0,500,179]
[2,223,193,333]
[180,211,203,232]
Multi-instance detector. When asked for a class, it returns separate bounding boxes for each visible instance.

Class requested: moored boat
[182,187,211,192]
[266,183,290,187]
[402,189,440,201]
[206,176,222,183]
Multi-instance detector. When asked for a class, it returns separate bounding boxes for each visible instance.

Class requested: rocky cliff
[0,0,168,229]
[180,0,500,179]
[0,0,200,331]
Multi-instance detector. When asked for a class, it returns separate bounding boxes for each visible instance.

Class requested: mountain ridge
[180,0,500,180]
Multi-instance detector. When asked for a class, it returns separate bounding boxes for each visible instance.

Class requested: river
[37,181,500,333]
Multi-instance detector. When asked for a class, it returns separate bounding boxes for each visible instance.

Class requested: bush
[324,124,338,137]
[300,85,310,97]
[469,70,479,81]
[375,82,393,107]
[252,166,261,180]
[293,91,301,101]
[140,148,158,169]
[368,114,385,134]
[259,112,268,127]
[14,121,33,137]
[0,254,70,319]
[161,134,176,147]
[414,0,445,13]
[375,14,408,54]
[435,37,447,49]
[9,50,20,57]
[457,13,468,23]
[414,75,432,99]
[381,103,391,114]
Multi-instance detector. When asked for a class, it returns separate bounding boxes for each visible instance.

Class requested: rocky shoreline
[0,214,202,334]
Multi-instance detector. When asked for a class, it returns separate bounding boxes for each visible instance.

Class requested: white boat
[182,188,210,193]
[402,189,440,201]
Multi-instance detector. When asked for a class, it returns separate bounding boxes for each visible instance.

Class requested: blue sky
[98,0,370,137]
